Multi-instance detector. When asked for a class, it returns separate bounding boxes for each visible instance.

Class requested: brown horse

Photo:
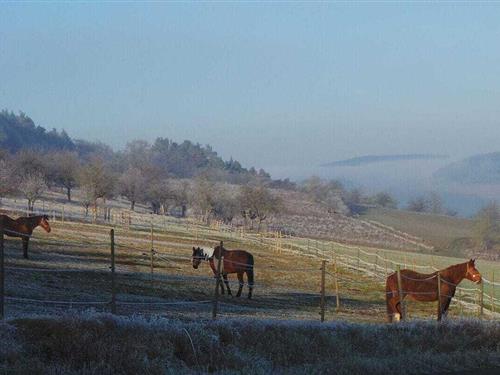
[386,259,481,322]
[192,244,254,299]
[0,214,51,259]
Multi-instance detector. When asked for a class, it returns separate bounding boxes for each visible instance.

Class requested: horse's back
[400,269,436,281]
[224,249,253,270]
[0,214,16,227]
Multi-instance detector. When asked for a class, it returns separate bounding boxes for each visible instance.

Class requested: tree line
[0,110,270,183]
[0,147,284,229]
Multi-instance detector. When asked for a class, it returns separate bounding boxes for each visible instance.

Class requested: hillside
[434,152,500,184]
[361,207,475,255]
[0,110,74,153]
[0,110,267,181]
[323,154,448,167]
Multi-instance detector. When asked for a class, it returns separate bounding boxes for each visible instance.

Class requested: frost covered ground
[0,312,499,374]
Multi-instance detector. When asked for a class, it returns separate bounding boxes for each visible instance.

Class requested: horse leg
[386,282,400,323]
[222,273,232,296]
[247,268,254,299]
[22,237,29,259]
[219,274,225,295]
[393,301,403,322]
[236,273,244,297]
[438,296,452,321]
[443,297,452,320]
[387,297,402,322]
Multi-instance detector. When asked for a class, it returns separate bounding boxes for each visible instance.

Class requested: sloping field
[361,207,474,252]
[1,210,498,323]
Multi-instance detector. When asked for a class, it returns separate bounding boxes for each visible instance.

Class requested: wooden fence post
[458,287,463,316]
[437,272,442,321]
[61,205,65,223]
[492,272,495,314]
[212,241,223,320]
[320,260,326,322]
[334,261,340,312]
[150,222,155,280]
[479,280,484,318]
[396,265,405,321]
[357,248,360,271]
[0,218,4,320]
[110,229,116,314]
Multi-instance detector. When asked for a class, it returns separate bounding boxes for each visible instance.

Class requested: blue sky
[1,2,500,173]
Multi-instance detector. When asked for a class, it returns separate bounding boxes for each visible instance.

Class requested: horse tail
[246,253,254,287]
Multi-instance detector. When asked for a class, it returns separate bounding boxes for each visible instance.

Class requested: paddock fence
[0,205,498,322]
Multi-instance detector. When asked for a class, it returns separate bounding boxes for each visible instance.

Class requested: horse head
[39,215,51,233]
[192,247,205,269]
[465,259,481,283]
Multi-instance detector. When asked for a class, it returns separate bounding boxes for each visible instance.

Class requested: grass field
[2,211,498,323]
[1,209,499,374]
[361,207,475,253]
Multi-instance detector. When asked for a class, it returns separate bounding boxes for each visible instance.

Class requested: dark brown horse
[0,214,51,259]
[192,244,254,299]
[386,259,481,322]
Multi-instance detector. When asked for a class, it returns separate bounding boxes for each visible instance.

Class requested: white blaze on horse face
[394,313,401,322]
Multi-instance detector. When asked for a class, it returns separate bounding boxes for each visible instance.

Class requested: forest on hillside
[0,110,271,183]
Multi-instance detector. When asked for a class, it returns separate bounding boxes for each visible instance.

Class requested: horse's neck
[20,216,40,232]
[441,263,466,285]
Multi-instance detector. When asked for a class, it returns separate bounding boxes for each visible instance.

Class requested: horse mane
[199,247,215,259]
[439,261,467,283]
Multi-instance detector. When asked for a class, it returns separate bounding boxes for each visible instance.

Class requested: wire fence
[0,205,499,322]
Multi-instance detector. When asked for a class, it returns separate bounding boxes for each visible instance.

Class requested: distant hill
[434,152,500,184]
[0,110,75,153]
[0,109,269,182]
[323,154,448,167]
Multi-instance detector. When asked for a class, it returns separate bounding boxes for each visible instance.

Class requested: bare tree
[46,151,81,201]
[145,179,175,215]
[474,202,500,251]
[239,184,282,231]
[18,172,47,211]
[407,196,427,212]
[212,186,240,224]
[190,176,216,223]
[80,185,93,217]
[13,149,47,178]
[118,168,147,211]
[301,176,349,214]
[171,181,189,217]
[78,158,115,218]
[371,192,398,209]
[0,159,15,205]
